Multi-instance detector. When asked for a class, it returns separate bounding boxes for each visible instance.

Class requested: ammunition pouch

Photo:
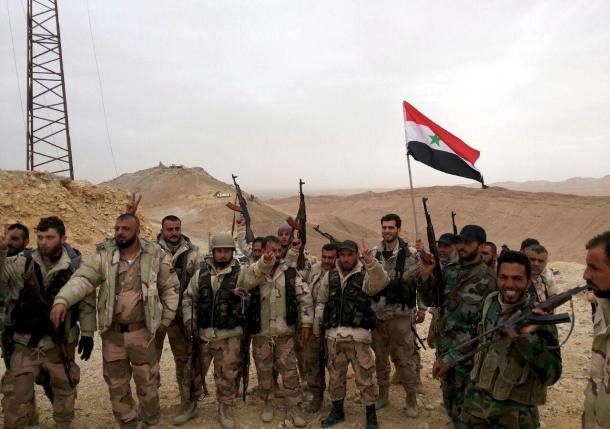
[373,240,416,308]
[323,269,376,330]
[196,262,242,330]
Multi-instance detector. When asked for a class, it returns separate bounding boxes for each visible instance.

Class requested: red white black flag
[403,101,484,185]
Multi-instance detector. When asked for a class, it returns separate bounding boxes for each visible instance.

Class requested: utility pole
[27,0,74,179]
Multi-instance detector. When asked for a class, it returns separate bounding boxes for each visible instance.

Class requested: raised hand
[359,240,373,264]
[126,193,142,215]
[263,246,275,263]
[419,251,436,279]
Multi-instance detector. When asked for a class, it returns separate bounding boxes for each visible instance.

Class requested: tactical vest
[323,269,376,330]
[373,239,415,308]
[470,292,551,406]
[195,262,243,330]
[246,267,298,334]
[11,246,81,348]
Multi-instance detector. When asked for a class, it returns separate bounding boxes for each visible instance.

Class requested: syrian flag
[403,101,485,186]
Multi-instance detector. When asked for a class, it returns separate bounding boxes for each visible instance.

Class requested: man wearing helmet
[180,232,267,429]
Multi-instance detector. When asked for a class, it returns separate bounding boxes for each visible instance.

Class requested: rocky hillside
[101,164,380,253]
[267,185,610,263]
[0,170,152,253]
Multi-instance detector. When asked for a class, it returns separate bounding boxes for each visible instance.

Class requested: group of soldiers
[0,196,609,429]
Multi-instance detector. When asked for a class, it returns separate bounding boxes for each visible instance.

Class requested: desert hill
[102,164,380,253]
[267,185,610,263]
[489,174,610,196]
[0,170,152,252]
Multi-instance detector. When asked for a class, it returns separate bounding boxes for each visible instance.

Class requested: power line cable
[86,0,119,176]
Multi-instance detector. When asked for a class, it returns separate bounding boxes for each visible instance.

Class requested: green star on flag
[429,134,441,146]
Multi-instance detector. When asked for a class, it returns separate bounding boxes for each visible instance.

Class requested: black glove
[78,336,94,361]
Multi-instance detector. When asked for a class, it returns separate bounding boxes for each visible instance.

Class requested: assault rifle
[319,320,326,387]
[188,305,208,400]
[451,211,457,235]
[422,197,444,307]
[286,179,307,270]
[313,225,338,243]
[443,284,590,365]
[226,174,255,243]
[21,271,75,388]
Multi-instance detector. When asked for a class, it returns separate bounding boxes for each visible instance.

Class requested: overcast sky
[1,0,609,191]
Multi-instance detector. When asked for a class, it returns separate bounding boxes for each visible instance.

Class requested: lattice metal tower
[26,0,74,178]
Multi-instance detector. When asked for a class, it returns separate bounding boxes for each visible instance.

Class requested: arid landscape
[0,164,608,428]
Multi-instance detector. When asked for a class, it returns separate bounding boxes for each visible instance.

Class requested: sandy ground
[0,261,591,429]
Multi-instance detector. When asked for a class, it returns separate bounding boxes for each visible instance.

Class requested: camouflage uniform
[530,267,558,303]
[154,235,200,400]
[180,257,266,405]
[583,297,610,429]
[459,291,562,428]
[301,261,329,398]
[54,238,179,429]
[371,239,423,402]
[0,247,96,429]
[314,259,390,406]
[243,256,313,410]
[419,259,497,426]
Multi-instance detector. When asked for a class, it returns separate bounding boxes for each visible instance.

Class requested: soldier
[277,224,294,258]
[480,241,498,270]
[524,244,558,302]
[50,213,179,429]
[519,238,539,252]
[243,235,312,427]
[437,233,459,268]
[459,251,562,428]
[5,223,30,257]
[233,217,264,263]
[370,214,423,417]
[315,239,390,429]
[180,232,267,428]
[427,233,460,349]
[301,242,337,413]
[0,216,95,429]
[154,215,201,424]
[582,231,610,428]
[419,224,497,428]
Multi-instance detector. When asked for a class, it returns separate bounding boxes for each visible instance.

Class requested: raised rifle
[313,225,338,243]
[451,211,457,235]
[286,179,307,270]
[226,174,255,243]
[442,284,590,365]
[422,197,444,308]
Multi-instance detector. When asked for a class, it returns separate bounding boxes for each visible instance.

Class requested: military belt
[109,321,146,333]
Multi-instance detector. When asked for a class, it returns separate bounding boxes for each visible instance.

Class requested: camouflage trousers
[1,342,80,429]
[459,384,540,428]
[372,316,420,394]
[583,379,610,429]
[252,334,304,407]
[2,327,54,402]
[155,319,202,400]
[181,335,241,405]
[441,364,470,426]
[326,338,378,406]
[302,334,325,397]
[101,327,160,429]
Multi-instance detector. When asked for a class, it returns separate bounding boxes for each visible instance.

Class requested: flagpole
[406,153,420,242]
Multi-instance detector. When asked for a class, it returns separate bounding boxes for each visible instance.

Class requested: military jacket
[469,292,562,406]
[182,258,266,342]
[54,238,179,335]
[315,259,389,343]
[584,297,610,429]
[0,247,96,350]
[242,256,313,337]
[419,259,497,367]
